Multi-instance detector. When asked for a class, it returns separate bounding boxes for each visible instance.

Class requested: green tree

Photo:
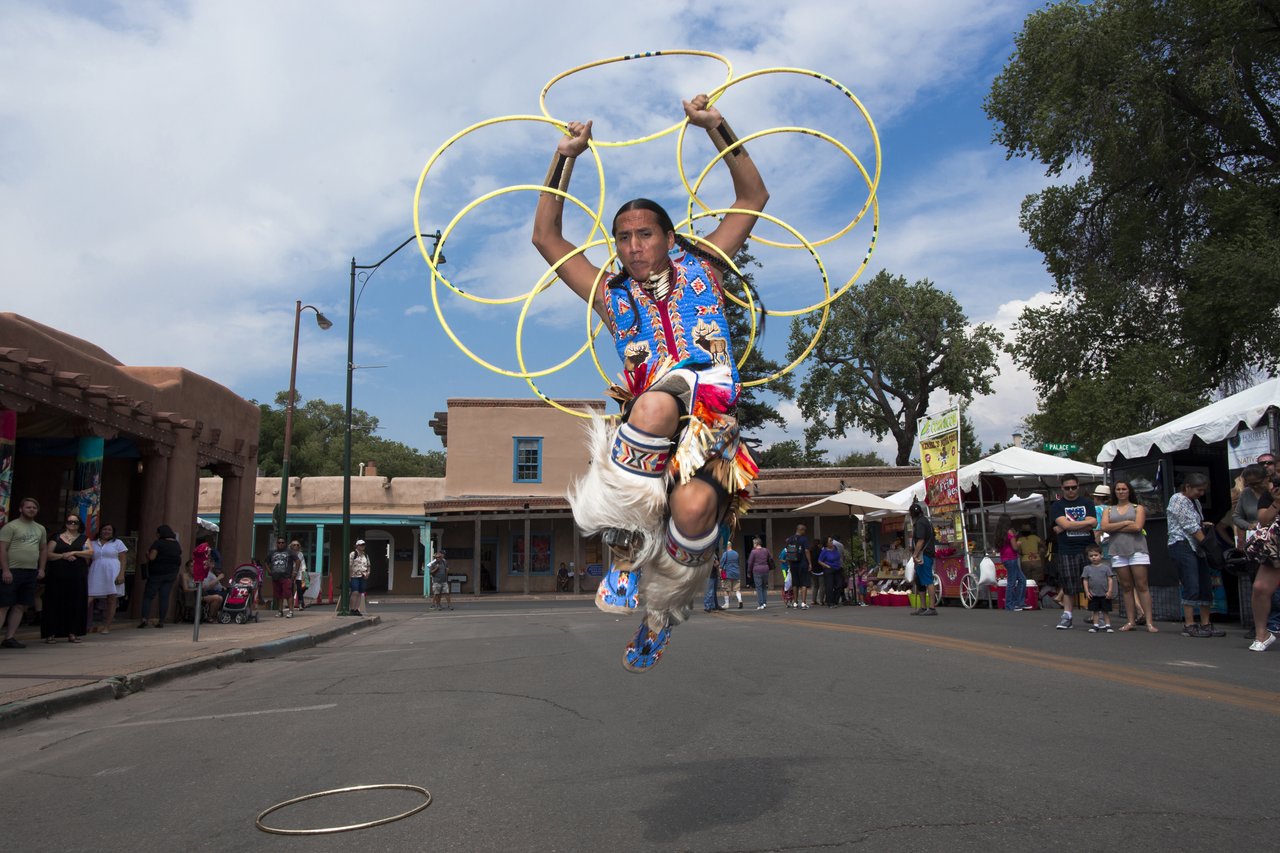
[789,270,1002,465]
[723,244,791,431]
[256,392,444,479]
[958,411,984,463]
[832,449,888,467]
[757,439,828,469]
[986,0,1280,451]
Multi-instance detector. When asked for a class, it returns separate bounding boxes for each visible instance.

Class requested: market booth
[1098,378,1280,625]
[879,446,1104,606]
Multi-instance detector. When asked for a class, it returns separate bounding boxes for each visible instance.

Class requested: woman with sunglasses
[1101,481,1154,632]
[42,514,93,643]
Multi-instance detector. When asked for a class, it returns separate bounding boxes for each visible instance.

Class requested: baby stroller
[219,564,261,624]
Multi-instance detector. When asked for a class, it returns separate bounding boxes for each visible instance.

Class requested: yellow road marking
[762,618,1280,716]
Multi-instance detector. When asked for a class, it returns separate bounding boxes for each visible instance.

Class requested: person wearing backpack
[784,524,812,610]
[266,536,297,618]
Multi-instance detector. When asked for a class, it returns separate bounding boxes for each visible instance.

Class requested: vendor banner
[918,407,961,511]
[74,436,104,538]
[1228,425,1273,470]
[0,411,14,529]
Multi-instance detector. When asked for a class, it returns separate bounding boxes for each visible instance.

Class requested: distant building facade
[200,398,918,598]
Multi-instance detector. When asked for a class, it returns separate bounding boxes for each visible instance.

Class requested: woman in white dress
[87,523,128,634]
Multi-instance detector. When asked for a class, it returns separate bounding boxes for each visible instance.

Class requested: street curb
[0,615,382,731]
[241,614,382,661]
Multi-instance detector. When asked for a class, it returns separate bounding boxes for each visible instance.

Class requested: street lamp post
[339,231,443,615]
[278,301,332,540]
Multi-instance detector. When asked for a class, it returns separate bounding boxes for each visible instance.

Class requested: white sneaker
[800,603,810,610]
[1249,632,1276,652]
[285,609,293,619]
[756,604,766,610]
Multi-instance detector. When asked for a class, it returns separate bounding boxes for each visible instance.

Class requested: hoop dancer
[532,93,768,670]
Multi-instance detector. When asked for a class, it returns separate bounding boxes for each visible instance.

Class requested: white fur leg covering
[643,520,718,628]
[567,413,670,563]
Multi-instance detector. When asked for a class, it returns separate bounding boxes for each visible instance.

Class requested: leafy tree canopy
[257,392,445,479]
[986,0,1280,451]
[833,449,889,467]
[788,270,1001,465]
[757,439,828,469]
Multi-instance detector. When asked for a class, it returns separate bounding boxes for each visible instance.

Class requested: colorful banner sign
[918,407,961,511]
[0,411,14,529]
[74,436,104,538]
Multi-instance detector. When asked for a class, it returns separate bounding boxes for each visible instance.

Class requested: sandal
[1146,624,1159,633]
[1118,623,1135,632]
[44,637,57,644]
[68,636,82,643]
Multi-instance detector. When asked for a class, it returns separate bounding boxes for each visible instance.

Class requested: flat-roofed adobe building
[0,313,261,614]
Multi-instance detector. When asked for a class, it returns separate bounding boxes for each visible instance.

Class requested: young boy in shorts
[1081,543,1115,633]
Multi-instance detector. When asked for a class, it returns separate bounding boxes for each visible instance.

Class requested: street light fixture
[339,231,443,615]
[277,301,332,540]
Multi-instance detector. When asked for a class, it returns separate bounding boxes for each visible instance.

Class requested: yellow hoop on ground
[412,114,607,303]
[539,50,733,147]
[675,67,881,250]
[254,784,432,835]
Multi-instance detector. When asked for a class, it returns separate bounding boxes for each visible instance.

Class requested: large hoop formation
[413,55,880,416]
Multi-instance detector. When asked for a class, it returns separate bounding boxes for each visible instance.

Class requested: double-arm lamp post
[277,302,332,540]
[338,231,443,615]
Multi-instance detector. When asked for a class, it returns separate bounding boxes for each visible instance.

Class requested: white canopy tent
[1098,377,1280,462]
[873,446,1106,511]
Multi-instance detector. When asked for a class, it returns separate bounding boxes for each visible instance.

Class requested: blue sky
[0,0,1058,464]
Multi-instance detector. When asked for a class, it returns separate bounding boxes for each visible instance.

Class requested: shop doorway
[364,533,392,592]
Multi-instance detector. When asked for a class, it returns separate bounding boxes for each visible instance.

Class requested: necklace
[639,267,671,301]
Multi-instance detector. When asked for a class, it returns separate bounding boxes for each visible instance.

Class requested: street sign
[1042,442,1079,456]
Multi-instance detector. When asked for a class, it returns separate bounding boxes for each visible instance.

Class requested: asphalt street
[3,598,1277,852]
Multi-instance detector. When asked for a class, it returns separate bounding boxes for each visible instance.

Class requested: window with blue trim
[513,437,542,483]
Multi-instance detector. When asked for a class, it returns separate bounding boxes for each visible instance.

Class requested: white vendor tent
[1098,377,1280,462]
[875,446,1105,509]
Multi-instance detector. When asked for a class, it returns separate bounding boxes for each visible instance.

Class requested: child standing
[1081,544,1115,633]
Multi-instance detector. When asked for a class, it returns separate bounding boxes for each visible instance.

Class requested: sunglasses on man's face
[66,519,80,525]
[1062,485,1078,491]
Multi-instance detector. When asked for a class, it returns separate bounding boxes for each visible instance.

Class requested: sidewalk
[0,607,380,731]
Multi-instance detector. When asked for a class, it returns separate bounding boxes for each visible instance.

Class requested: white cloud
[0,0,1049,449]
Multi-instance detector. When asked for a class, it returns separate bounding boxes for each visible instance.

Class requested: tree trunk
[894,432,915,467]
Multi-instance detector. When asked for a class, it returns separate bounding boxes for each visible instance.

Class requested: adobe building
[0,313,260,614]
[198,398,918,598]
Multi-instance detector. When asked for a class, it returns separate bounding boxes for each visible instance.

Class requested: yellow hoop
[676,67,881,250]
[427,185,608,379]
[412,114,607,303]
[539,50,734,147]
[583,208,829,391]
[687,128,881,317]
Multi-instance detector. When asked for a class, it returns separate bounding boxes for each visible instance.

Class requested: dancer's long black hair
[606,198,765,337]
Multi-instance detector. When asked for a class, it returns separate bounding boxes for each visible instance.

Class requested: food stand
[878,445,1105,606]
